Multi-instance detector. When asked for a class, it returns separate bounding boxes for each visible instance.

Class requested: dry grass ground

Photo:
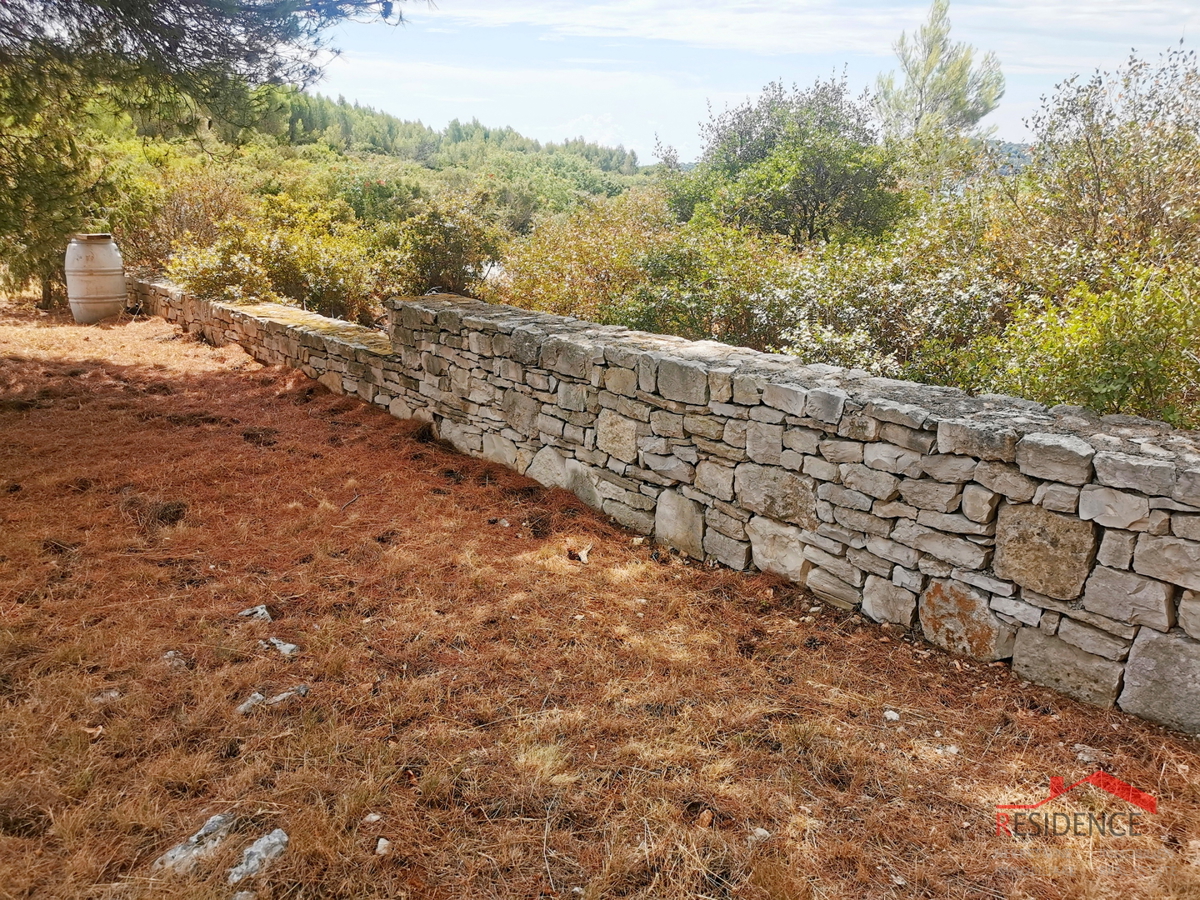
[1,297,1199,900]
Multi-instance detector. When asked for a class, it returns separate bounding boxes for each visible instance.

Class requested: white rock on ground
[152,813,234,875]
[238,605,272,622]
[227,829,289,885]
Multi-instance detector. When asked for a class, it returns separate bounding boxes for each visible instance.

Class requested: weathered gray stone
[864,399,928,429]
[783,427,820,455]
[920,454,978,483]
[973,461,1037,502]
[603,499,655,534]
[1094,451,1176,496]
[1012,628,1125,708]
[1179,590,1200,639]
[801,454,839,481]
[993,503,1096,600]
[650,410,684,438]
[1056,617,1132,661]
[642,452,695,483]
[746,516,811,582]
[1148,509,1171,535]
[565,459,603,509]
[654,489,705,558]
[1132,534,1200,591]
[873,499,919,519]
[1175,467,1200,507]
[837,413,879,442]
[1078,485,1150,530]
[863,442,924,476]
[761,382,807,416]
[891,519,992,569]
[833,506,894,537]
[596,409,646,463]
[916,510,995,536]
[898,479,961,513]
[806,387,847,424]
[803,545,865,587]
[1096,529,1137,569]
[862,575,917,626]
[1173,514,1200,542]
[501,389,540,436]
[880,423,937,454]
[1081,566,1175,631]
[866,535,922,568]
[937,419,1018,462]
[746,421,784,465]
[1020,589,1138,638]
[818,439,863,463]
[1015,432,1095,485]
[892,566,926,593]
[525,446,568,489]
[656,356,709,405]
[952,568,1015,597]
[919,578,1016,660]
[989,594,1041,625]
[694,461,734,501]
[1033,482,1080,514]
[1119,629,1200,732]
[481,433,519,469]
[604,366,638,397]
[704,529,752,569]
[817,482,873,511]
[841,463,900,501]
[805,566,861,609]
[847,546,892,577]
[682,414,724,440]
[735,464,819,529]
[961,483,1001,524]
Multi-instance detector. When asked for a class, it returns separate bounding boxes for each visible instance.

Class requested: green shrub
[964,266,1200,426]
[168,196,383,324]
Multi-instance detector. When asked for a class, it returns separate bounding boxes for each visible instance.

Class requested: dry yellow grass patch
[1,298,1199,899]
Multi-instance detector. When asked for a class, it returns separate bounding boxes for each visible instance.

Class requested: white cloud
[414,0,1200,68]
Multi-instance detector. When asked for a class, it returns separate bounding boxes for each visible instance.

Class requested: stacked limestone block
[126,278,1200,733]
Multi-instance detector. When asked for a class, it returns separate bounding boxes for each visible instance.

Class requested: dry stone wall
[130,278,1200,734]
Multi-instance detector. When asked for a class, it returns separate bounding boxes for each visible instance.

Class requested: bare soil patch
[1,299,1198,899]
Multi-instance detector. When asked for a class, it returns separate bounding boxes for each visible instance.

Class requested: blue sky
[315,1,1200,162]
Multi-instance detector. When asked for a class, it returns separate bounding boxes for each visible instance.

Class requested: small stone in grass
[266,685,309,705]
[227,829,288,884]
[375,838,392,856]
[236,693,266,715]
[238,605,272,622]
[153,813,234,875]
[884,710,900,722]
[231,893,257,900]
[265,637,300,659]
[750,827,771,843]
[362,813,382,825]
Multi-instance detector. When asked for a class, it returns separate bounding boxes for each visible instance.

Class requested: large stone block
[1012,628,1125,708]
[1119,629,1200,732]
[898,478,961,512]
[746,516,811,582]
[734,464,818,530]
[1078,485,1150,530]
[761,382,807,417]
[937,419,1018,462]
[596,409,646,463]
[1015,432,1095,485]
[695,461,734,501]
[501,389,541,437]
[746,421,784,465]
[703,529,752,570]
[654,489,705,559]
[841,464,900,501]
[656,356,709,405]
[1081,566,1175,631]
[805,566,861,609]
[525,447,568,489]
[862,575,917,626]
[919,578,1017,660]
[993,503,1096,600]
[1093,451,1175,496]
[1132,534,1200,591]
[891,519,992,570]
[973,461,1037,502]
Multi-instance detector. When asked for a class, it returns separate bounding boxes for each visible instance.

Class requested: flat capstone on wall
[128,278,1200,735]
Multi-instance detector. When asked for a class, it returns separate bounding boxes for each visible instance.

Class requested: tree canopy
[874,0,1004,139]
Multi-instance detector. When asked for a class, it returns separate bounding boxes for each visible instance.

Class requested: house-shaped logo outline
[996,771,1157,815]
